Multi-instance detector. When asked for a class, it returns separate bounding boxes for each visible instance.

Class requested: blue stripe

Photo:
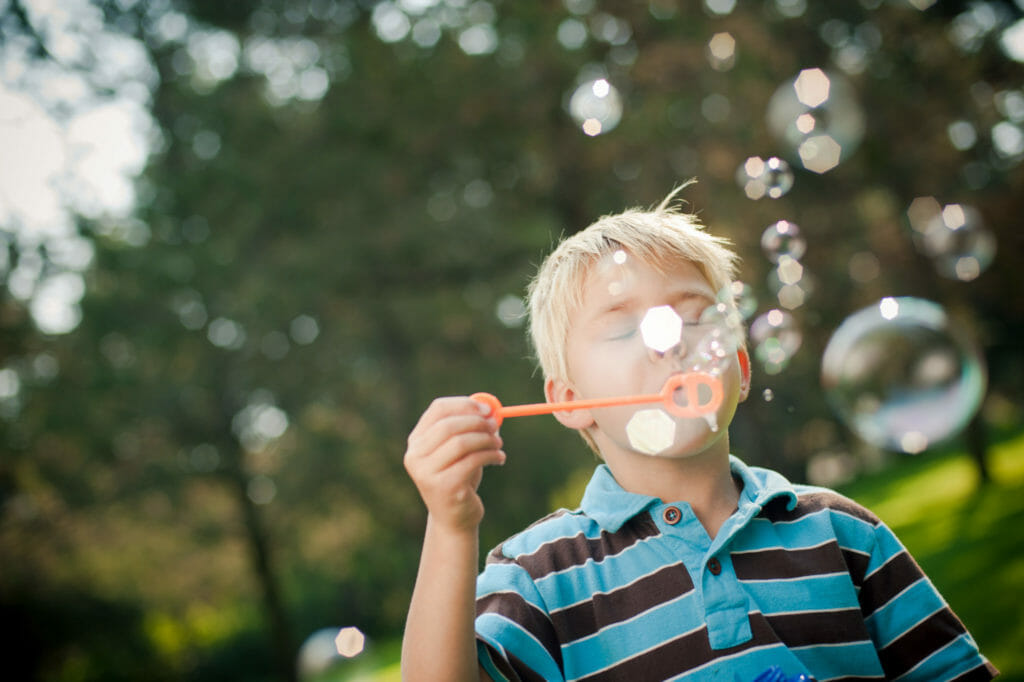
[476,613,563,681]
[789,640,884,680]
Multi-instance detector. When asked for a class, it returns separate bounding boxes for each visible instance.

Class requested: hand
[404,396,506,532]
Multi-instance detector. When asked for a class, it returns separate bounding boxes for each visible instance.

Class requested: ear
[737,347,752,402]
[544,377,595,430]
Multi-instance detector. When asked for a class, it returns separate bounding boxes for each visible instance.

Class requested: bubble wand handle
[471,372,723,427]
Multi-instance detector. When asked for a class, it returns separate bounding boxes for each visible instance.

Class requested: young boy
[401,189,997,681]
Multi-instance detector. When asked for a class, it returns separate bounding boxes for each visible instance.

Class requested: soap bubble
[821,297,986,453]
[910,202,996,282]
[761,220,806,263]
[736,156,795,199]
[767,68,865,172]
[568,77,623,136]
[730,281,758,320]
[751,309,801,374]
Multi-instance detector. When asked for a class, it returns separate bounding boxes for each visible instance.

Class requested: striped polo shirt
[475,457,997,681]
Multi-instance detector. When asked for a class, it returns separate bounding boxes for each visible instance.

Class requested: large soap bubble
[821,297,986,454]
[766,68,865,173]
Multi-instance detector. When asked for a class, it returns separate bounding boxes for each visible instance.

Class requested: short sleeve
[858,519,997,681]
[475,546,565,682]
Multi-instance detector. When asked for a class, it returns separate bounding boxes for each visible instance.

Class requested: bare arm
[401,397,504,682]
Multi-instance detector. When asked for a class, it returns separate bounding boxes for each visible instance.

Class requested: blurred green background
[1,1,1022,680]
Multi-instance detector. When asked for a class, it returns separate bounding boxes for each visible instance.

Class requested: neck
[601,441,740,538]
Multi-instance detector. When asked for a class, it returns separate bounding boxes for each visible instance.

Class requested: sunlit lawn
[330,430,1024,682]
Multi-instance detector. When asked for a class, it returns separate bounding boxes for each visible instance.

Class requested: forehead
[578,249,714,303]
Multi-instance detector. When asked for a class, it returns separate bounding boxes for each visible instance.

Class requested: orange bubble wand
[472,372,723,427]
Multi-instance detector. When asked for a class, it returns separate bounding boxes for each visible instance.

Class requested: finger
[414,429,503,474]
[408,413,500,462]
[408,396,490,443]
[440,448,507,494]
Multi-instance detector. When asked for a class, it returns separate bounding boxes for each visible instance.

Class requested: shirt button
[708,557,722,575]
[662,506,682,525]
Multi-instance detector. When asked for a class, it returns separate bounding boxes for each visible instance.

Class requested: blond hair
[527,185,741,386]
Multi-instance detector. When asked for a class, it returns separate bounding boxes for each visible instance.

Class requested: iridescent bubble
[751,309,802,374]
[821,297,986,453]
[767,68,865,173]
[730,281,758,320]
[914,203,996,282]
[568,77,623,136]
[626,408,677,455]
[761,220,806,263]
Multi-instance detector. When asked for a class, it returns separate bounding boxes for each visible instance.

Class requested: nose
[647,339,688,366]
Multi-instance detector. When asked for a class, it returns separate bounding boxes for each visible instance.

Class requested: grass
[836,432,1024,680]
[336,431,1024,681]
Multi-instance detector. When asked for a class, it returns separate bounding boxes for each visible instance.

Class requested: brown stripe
[858,550,924,617]
[506,512,661,580]
[878,607,968,679]
[759,491,880,526]
[764,607,870,647]
[732,540,848,580]
[578,612,783,682]
[841,547,871,586]
[549,562,694,643]
[476,591,563,671]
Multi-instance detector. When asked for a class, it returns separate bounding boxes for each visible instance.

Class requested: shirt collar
[579,456,798,533]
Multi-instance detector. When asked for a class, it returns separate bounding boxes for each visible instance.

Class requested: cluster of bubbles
[297,626,367,681]
[553,20,998,458]
[821,298,986,454]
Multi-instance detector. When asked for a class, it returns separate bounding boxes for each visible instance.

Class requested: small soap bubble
[626,408,677,455]
[915,203,996,282]
[821,297,986,453]
[751,309,802,374]
[763,388,774,402]
[568,77,623,136]
[761,220,807,263]
[730,281,757,320]
[736,156,794,199]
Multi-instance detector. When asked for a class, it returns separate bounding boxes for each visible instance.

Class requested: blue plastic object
[749,666,813,682]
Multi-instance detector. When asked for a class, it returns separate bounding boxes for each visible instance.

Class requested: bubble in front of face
[912,202,996,282]
[751,309,802,374]
[730,281,757,320]
[626,408,677,455]
[568,77,623,136]
[597,249,635,298]
[821,297,986,454]
[761,220,807,263]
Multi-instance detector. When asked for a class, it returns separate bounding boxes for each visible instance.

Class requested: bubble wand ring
[471,372,723,427]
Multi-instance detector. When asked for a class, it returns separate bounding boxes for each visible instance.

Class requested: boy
[401,188,997,681]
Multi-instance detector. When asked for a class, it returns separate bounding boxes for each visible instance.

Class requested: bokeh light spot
[569,77,623,136]
[626,408,676,455]
[640,305,684,354]
[794,68,831,107]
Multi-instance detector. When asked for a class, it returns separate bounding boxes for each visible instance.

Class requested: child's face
[554,250,749,460]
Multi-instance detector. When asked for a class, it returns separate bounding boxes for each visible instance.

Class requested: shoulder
[760,483,881,527]
[486,507,595,563]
